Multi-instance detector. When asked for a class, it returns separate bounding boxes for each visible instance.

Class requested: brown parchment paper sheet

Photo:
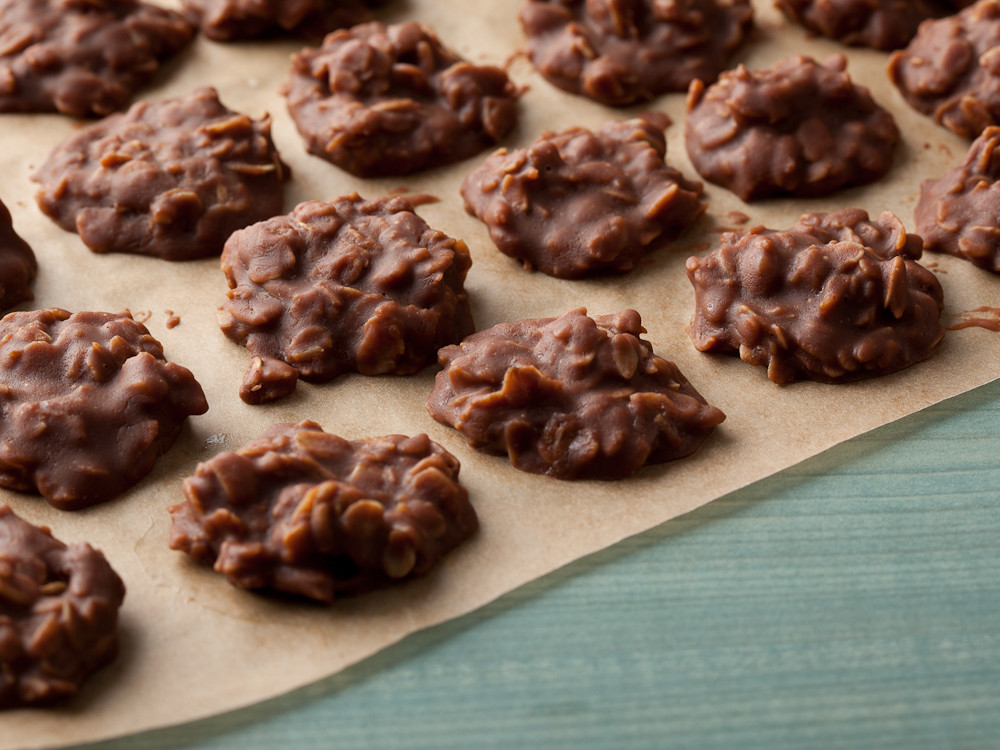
[3,1,1000,747]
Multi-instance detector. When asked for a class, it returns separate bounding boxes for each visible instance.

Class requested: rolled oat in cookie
[283,21,520,177]
[168,421,478,602]
[0,0,194,117]
[0,504,125,708]
[181,0,384,42]
[0,199,36,313]
[916,125,1000,272]
[33,86,289,262]
[685,54,899,201]
[460,116,705,279]
[219,194,474,404]
[686,211,944,384]
[0,308,208,510]
[888,0,1000,139]
[519,0,753,107]
[427,308,725,480]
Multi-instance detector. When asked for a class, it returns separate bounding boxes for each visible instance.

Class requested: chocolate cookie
[0,0,194,117]
[0,309,209,510]
[219,194,475,404]
[181,0,382,41]
[168,422,478,602]
[686,211,945,384]
[916,125,1000,272]
[888,0,1000,139]
[427,308,725,480]
[0,505,125,708]
[776,0,957,51]
[685,54,900,201]
[519,0,753,107]
[460,117,705,279]
[33,87,289,261]
[283,21,520,177]
[0,199,37,313]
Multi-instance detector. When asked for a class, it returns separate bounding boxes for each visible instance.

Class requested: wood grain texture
[58,380,1000,750]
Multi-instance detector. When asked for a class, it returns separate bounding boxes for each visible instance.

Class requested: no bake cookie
[33,87,289,261]
[461,117,705,279]
[169,422,478,601]
[219,194,475,403]
[283,21,519,177]
[427,308,725,480]
[0,504,125,707]
[0,309,208,509]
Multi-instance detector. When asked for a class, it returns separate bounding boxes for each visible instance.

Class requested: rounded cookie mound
[219,194,475,404]
[283,21,520,177]
[686,212,944,384]
[888,0,1000,139]
[427,308,725,480]
[0,505,125,707]
[181,0,381,41]
[0,199,37,313]
[685,54,899,201]
[33,87,289,262]
[519,0,753,107]
[776,0,955,51]
[168,422,478,602]
[460,117,705,279]
[916,125,1000,272]
[0,0,194,117]
[0,308,209,510]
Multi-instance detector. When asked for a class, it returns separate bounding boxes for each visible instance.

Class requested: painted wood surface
[67,379,1000,750]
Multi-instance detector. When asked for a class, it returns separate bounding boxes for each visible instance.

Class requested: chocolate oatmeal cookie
[0,309,209,509]
[685,54,900,201]
[169,422,478,601]
[888,0,1000,139]
[519,0,753,106]
[460,116,705,279]
[427,308,725,480]
[916,125,1000,271]
[283,21,520,177]
[33,87,289,261]
[0,0,194,117]
[219,194,475,404]
[686,211,945,383]
[0,505,125,707]
[0,199,36,313]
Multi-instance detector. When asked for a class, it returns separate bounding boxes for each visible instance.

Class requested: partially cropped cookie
[283,21,520,177]
[168,422,478,602]
[0,199,36,313]
[686,54,900,201]
[686,211,944,384]
[916,125,1000,272]
[0,505,125,708]
[0,309,208,509]
[182,0,382,41]
[461,117,705,279]
[776,0,966,51]
[0,0,194,117]
[888,0,1000,139]
[219,194,475,404]
[519,0,753,106]
[427,308,725,480]
[33,87,289,261]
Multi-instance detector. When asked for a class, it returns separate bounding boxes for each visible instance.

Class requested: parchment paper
[2,1,999,747]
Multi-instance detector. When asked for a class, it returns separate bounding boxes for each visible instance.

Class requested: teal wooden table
[73,379,999,750]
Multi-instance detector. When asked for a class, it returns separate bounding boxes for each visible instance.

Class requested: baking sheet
[3,1,1000,747]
